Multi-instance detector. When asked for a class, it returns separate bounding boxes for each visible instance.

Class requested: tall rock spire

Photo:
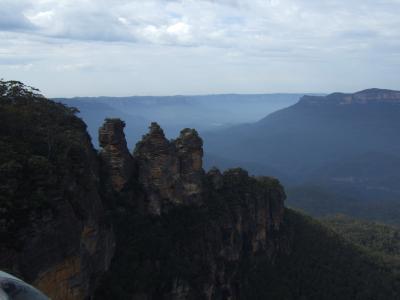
[173,128,204,203]
[99,118,133,193]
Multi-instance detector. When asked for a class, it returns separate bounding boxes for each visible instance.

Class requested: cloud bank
[0,0,399,96]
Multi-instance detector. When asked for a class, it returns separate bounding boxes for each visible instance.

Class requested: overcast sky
[1,0,399,97]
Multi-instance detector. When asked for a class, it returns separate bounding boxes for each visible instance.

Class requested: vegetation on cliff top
[0,80,91,249]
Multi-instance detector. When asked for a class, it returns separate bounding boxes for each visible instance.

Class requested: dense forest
[0,80,88,248]
[322,214,400,278]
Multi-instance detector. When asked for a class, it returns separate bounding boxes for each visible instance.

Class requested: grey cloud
[0,1,35,31]
[0,0,399,96]
[2,0,399,51]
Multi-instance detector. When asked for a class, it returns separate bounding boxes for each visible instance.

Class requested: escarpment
[0,82,286,300]
[96,120,286,299]
[0,87,115,300]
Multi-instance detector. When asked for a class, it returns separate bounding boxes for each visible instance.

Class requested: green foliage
[322,215,400,255]
[322,214,400,277]
[0,80,89,248]
[204,168,283,217]
[241,209,400,300]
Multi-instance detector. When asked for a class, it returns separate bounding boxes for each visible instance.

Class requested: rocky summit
[96,119,286,299]
[133,122,204,214]
[99,118,134,194]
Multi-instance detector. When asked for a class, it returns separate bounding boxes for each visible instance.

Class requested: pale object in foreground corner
[0,271,49,300]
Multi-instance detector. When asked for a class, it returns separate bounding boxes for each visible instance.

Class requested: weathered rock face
[1,91,285,300]
[96,120,286,300]
[174,128,204,203]
[0,89,115,300]
[213,169,285,255]
[196,169,286,299]
[133,123,204,214]
[0,131,115,300]
[99,118,133,194]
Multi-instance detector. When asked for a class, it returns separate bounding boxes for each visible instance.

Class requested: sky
[0,0,399,97]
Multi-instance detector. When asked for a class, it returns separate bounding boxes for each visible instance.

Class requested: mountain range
[56,94,302,148]
[203,88,400,224]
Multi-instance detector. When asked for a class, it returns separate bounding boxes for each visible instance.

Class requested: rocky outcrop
[174,128,204,203]
[194,169,286,299]
[0,130,115,300]
[96,120,286,299]
[99,118,133,194]
[214,169,285,255]
[1,82,285,300]
[0,86,115,300]
[133,122,204,214]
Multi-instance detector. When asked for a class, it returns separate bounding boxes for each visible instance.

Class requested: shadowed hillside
[203,89,400,223]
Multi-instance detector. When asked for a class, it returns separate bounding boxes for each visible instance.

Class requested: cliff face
[0,81,286,300]
[133,122,204,214]
[0,130,115,300]
[99,118,133,194]
[97,119,286,299]
[0,84,115,300]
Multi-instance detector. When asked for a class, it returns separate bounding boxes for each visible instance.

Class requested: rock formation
[96,120,286,299]
[133,122,204,214]
[174,128,204,203]
[0,81,286,300]
[0,108,115,300]
[99,118,133,194]
[196,168,286,299]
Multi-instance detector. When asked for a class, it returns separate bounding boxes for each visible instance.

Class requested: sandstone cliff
[96,120,286,299]
[0,81,286,300]
[133,122,204,214]
[0,83,115,300]
[99,118,134,194]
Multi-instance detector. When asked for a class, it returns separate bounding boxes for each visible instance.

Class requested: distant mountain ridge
[56,93,303,147]
[203,88,400,223]
[299,88,400,106]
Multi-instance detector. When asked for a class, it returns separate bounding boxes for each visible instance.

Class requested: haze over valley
[57,88,400,225]
[57,93,302,147]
